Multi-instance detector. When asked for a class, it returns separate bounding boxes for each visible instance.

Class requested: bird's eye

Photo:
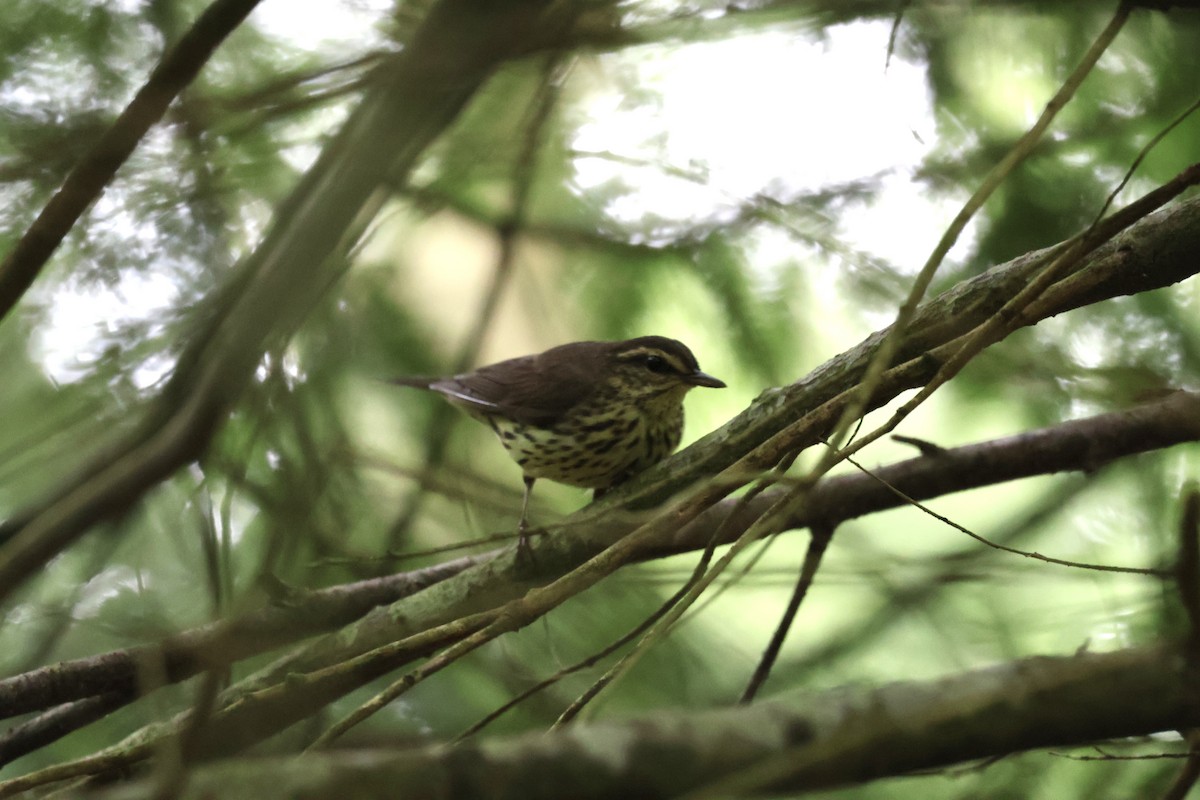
[642,355,672,374]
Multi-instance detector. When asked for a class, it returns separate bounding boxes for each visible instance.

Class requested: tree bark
[66,646,1192,800]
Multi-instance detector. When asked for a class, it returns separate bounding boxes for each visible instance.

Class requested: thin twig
[1091,92,1200,225]
[821,1,1132,464]
[884,0,912,72]
[1051,748,1193,762]
[740,523,834,703]
[843,453,1169,578]
[456,518,723,740]
[1162,733,1200,800]
[553,455,804,725]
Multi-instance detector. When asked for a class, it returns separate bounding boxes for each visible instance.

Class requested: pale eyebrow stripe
[614,347,689,372]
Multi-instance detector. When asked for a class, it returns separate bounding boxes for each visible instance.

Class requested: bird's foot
[515,522,537,567]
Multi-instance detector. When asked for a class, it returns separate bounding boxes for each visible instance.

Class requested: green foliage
[2,1,1200,796]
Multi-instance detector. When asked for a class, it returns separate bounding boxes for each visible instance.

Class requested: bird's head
[604,336,726,405]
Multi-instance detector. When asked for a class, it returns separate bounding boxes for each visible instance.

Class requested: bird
[390,336,725,552]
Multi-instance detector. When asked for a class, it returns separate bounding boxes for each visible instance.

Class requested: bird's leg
[517,475,536,559]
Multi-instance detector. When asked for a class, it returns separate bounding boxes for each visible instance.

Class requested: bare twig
[840,453,1169,577]
[740,523,834,703]
[1162,732,1200,800]
[1051,747,1192,761]
[456,475,744,740]
[823,1,1132,462]
[0,0,264,323]
[1092,92,1200,225]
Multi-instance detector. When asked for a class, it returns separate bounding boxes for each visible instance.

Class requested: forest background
[2,1,1200,798]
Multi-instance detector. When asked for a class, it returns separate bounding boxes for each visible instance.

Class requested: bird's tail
[381,376,437,389]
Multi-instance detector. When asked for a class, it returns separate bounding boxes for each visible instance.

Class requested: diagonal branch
[663,389,1200,556]
[4,192,1200,772]
[0,0,586,604]
[739,523,833,703]
[4,384,1197,772]
[0,0,265,323]
[233,188,1200,698]
[0,554,484,724]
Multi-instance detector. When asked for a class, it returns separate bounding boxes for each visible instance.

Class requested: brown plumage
[391,336,725,550]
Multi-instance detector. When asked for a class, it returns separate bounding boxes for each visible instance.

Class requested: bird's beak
[686,371,726,389]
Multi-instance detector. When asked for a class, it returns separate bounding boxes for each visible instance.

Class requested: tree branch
[0,555,484,723]
[0,0,586,603]
[664,389,1200,555]
[0,0,264,323]
[3,385,1196,769]
[3,144,1199,776]
[45,646,1196,800]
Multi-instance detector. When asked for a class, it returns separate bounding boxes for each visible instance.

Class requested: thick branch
[253,320,1200,697]
[62,645,1194,799]
[0,555,482,722]
[3,387,1195,763]
[618,190,1200,511]
[664,389,1200,554]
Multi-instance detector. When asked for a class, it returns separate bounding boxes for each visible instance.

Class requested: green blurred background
[1,1,1199,796]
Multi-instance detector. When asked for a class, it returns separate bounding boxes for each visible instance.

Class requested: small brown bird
[391,336,725,550]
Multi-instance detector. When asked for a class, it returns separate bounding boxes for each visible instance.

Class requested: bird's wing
[433,351,597,428]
